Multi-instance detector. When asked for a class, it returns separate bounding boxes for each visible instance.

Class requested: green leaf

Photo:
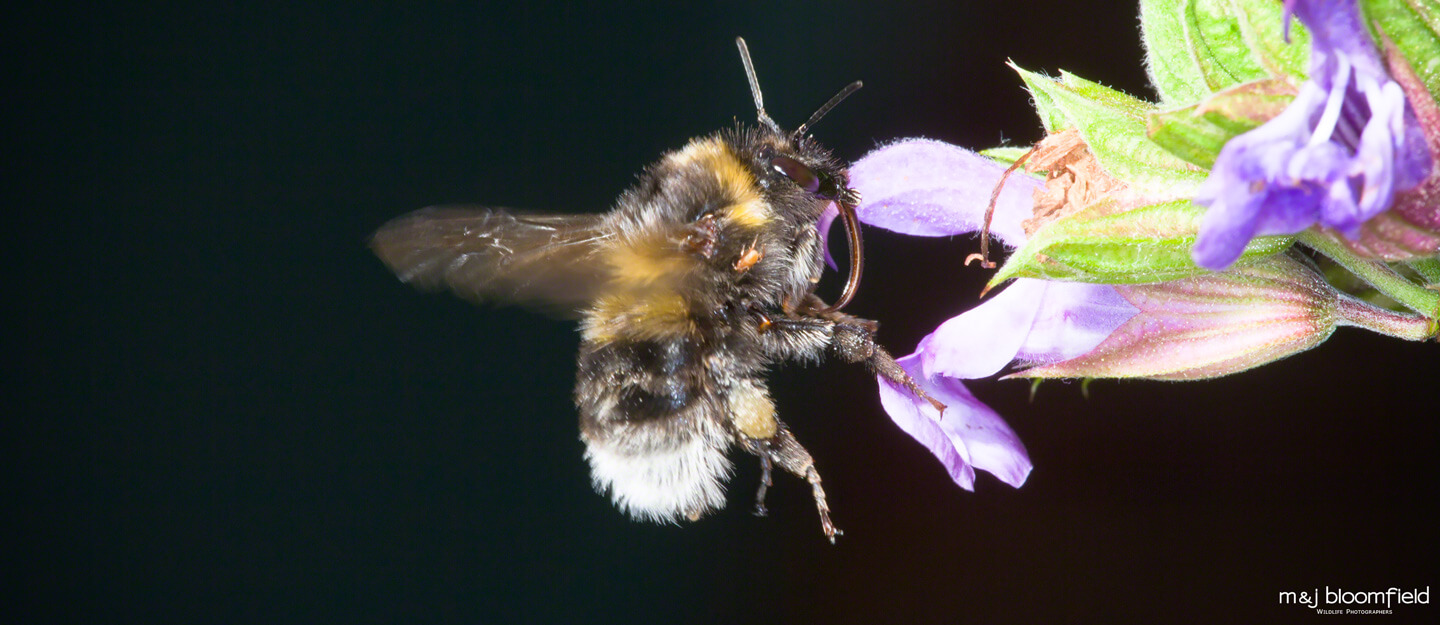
[1229,0,1311,79]
[1012,65,1208,194]
[987,199,1295,285]
[1147,110,1235,170]
[1141,0,1212,105]
[1059,71,1155,121]
[1186,0,1274,89]
[1140,0,1310,107]
[1012,64,1069,133]
[1364,0,1440,99]
[1147,78,1296,168]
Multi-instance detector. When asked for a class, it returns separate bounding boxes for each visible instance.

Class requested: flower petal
[849,139,1038,246]
[917,279,1138,379]
[876,353,1033,489]
[1010,281,1141,365]
[816,208,840,270]
[916,282,1044,380]
[1290,0,1388,83]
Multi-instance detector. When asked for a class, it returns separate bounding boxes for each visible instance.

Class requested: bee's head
[755,139,860,213]
[735,37,864,312]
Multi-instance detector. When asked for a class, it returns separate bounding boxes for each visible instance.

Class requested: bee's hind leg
[740,428,841,543]
[753,453,773,517]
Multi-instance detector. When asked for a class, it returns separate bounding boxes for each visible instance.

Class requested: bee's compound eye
[769,154,821,195]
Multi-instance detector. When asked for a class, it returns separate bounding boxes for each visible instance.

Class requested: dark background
[13,2,1437,623]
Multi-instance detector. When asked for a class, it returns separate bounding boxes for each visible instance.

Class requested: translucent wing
[371,206,611,318]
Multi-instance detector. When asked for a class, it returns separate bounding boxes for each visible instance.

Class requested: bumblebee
[372,38,939,542]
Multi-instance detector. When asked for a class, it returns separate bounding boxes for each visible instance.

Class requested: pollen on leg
[729,382,777,439]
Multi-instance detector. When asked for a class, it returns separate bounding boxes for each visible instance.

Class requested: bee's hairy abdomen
[575,335,739,522]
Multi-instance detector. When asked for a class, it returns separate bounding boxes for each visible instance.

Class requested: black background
[13,2,1437,623]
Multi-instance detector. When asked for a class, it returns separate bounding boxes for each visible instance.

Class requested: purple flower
[1191,0,1433,270]
[874,278,1136,490]
[843,140,1141,489]
[876,353,1032,490]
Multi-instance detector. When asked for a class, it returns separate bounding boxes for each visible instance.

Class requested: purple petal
[1291,0,1389,84]
[917,279,1138,379]
[1009,281,1140,365]
[876,353,1033,489]
[917,283,1043,380]
[848,139,1039,246]
[1193,85,1329,269]
[1351,81,1406,217]
[816,208,840,270]
[1192,0,1435,270]
[1391,90,1433,190]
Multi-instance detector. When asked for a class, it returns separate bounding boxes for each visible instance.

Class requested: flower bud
[1013,254,1340,379]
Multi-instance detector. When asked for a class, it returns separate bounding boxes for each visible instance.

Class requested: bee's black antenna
[736,37,781,132]
[795,80,863,139]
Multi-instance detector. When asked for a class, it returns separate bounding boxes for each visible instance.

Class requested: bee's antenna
[795,80,863,139]
[736,37,781,132]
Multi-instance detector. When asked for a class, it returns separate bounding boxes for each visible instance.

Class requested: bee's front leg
[826,317,947,414]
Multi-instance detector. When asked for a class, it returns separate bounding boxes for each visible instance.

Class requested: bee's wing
[371,206,611,318]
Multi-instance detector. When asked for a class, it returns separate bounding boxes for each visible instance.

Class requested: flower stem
[1334,294,1438,341]
[1299,230,1440,319]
